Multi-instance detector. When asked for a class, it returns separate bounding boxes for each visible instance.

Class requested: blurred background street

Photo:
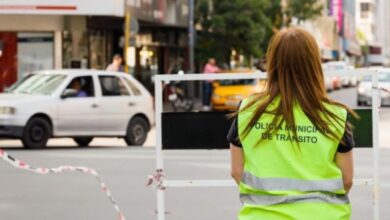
[1,0,390,219]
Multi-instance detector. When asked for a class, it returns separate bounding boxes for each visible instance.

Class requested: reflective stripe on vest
[242,172,344,192]
[240,192,350,206]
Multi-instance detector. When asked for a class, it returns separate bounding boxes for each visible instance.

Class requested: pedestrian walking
[228,27,356,220]
[106,54,124,72]
[202,58,220,111]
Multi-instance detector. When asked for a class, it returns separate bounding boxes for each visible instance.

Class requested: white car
[0,69,154,148]
[323,61,349,89]
[357,72,390,106]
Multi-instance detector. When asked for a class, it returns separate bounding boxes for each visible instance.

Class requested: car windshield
[362,73,390,82]
[9,74,66,95]
[219,79,256,86]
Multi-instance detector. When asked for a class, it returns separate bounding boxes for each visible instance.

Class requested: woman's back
[229,27,355,220]
[237,97,350,220]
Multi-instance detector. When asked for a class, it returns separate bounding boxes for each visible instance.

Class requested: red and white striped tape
[0,149,126,220]
[146,169,166,190]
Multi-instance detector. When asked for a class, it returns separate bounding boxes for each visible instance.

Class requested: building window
[361,3,370,19]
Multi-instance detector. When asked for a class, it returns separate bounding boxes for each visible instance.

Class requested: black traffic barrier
[162,109,372,149]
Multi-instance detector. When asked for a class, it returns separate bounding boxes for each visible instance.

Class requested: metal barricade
[153,69,382,220]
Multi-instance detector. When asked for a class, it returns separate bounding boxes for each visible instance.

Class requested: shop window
[17,32,54,80]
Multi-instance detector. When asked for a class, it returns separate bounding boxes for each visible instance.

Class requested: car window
[9,74,66,95]
[122,77,142,96]
[219,79,256,86]
[363,73,390,82]
[64,76,95,98]
[99,76,130,96]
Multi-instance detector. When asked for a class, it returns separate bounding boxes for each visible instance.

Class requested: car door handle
[91,103,99,108]
[129,102,136,107]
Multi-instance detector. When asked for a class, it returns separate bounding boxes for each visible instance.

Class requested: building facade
[0,0,124,92]
[298,0,342,61]
[374,0,390,65]
[298,0,362,65]
[126,0,189,93]
[341,0,362,65]
[0,0,190,93]
[355,0,384,65]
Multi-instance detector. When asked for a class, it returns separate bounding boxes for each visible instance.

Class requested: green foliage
[195,0,272,66]
[285,0,323,26]
[195,0,324,67]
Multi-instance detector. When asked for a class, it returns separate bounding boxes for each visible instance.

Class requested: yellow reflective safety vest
[237,97,351,220]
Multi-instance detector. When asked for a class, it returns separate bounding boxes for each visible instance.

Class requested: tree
[284,0,324,26]
[259,0,324,59]
[194,0,324,68]
[195,0,272,67]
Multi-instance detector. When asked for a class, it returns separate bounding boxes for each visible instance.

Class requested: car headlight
[358,86,366,94]
[0,107,16,115]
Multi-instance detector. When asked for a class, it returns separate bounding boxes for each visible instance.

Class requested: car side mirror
[61,89,78,99]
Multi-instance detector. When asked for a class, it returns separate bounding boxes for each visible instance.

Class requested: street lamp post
[188,0,195,73]
[188,0,195,97]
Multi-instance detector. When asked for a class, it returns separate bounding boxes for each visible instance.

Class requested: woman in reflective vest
[228,27,356,220]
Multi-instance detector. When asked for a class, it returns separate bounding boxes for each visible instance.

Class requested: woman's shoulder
[241,93,268,108]
[322,101,348,120]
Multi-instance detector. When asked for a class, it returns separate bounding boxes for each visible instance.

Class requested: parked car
[357,72,390,106]
[324,76,334,92]
[323,61,348,89]
[0,69,154,148]
[347,65,359,87]
[331,76,342,90]
[211,70,266,111]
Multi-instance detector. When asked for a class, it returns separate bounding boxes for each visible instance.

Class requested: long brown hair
[240,27,357,143]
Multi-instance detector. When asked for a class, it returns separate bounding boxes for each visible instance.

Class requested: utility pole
[124,10,131,73]
[188,0,195,73]
[188,0,195,97]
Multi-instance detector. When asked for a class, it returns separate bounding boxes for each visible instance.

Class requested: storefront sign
[0,0,124,16]
[0,40,3,57]
[329,0,343,33]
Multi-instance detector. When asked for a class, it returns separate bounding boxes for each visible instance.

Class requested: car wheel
[73,137,94,147]
[124,116,149,146]
[21,117,51,149]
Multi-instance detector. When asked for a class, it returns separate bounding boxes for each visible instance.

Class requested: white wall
[0,0,124,17]
[355,0,376,43]
[376,0,390,65]
[0,15,64,31]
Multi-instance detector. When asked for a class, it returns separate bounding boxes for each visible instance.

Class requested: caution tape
[146,169,166,190]
[0,149,126,220]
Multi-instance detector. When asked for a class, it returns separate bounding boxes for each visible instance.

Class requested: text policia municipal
[254,122,327,144]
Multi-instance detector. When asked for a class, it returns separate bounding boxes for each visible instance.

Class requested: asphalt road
[1,87,390,220]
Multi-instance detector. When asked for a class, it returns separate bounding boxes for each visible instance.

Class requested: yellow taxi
[211,70,266,111]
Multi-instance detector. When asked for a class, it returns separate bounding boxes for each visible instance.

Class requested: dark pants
[202,82,212,106]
